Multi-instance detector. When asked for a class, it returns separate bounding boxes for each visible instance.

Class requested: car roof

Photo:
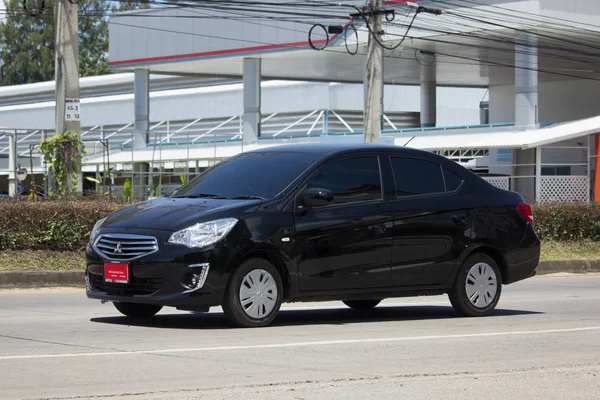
[246,142,433,158]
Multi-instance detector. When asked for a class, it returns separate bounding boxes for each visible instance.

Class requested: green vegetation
[1,241,598,272]
[0,201,600,271]
[39,131,85,198]
[0,0,149,85]
[0,199,130,251]
[533,203,600,242]
[0,251,85,271]
[540,240,600,261]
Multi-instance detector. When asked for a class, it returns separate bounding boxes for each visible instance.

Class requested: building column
[7,133,17,197]
[513,32,539,201]
[133,69,150,197]
[133,162,150,198]
[420,63,437,128]
[243,58,261,146]
[515,33,538,127]
[134,69,150,148]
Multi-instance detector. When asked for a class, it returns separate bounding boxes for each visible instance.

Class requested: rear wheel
[113,302,162,318]
[343,300,381,310]
[222,259,283,328]
[449,253,502,317]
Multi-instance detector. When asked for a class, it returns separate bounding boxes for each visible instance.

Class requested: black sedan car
[86,143,540,327]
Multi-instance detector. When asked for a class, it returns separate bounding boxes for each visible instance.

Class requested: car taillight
[516,202,534,224]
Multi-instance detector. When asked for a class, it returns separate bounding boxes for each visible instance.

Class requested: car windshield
[172,151,321,199]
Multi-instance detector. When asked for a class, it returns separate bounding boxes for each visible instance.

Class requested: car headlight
[168,218,238,248]
[90,217,107,243]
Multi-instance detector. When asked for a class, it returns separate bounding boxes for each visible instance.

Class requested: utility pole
[7,132,17,197]
[55,0,82,193]
[364,0,384,144]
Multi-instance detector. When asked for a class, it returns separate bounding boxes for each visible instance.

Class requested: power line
[445,0,600,33]
[103,8,600,84]
[7,0,600,85]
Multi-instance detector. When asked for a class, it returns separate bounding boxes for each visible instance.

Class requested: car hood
[101,197,262,231]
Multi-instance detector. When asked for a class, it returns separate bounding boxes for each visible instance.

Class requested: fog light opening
[187,274,200,289]
[183,264,210,293]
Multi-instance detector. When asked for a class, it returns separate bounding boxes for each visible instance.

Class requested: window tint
[307,157,382,205]
[390,157,445,197]
[174,152,321,199]
[443,167,463,192]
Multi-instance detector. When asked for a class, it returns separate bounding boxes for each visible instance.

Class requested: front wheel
[222,259,283,328]
[113,302,162,318]
[343,300,381,310]
[449,253,502,317]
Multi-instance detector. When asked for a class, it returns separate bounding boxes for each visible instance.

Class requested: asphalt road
[1,274,599,400]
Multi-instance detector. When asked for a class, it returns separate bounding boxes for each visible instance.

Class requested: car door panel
[295,201,393,291]
[390,196,472,286]
[386,156,473,287]
[292,155,393,292]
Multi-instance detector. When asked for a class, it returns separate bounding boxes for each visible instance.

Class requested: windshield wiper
[174,193,228,199]
[231,195,265,200]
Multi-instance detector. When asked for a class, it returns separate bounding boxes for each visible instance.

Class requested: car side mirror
[302,188,334,208]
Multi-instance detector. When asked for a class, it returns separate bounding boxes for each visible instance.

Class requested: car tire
[449,253,502,317]
[222,258,283,328]
[113,302,162,318]
[343,300,381,310]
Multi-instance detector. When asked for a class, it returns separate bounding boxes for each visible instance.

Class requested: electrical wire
[446,0,600,33]
[344,23,359,55]
[6,0,600,85]
[102,15,600,84]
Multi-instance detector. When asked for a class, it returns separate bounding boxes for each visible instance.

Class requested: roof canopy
[81,114,600,167]
[392,115,600,150]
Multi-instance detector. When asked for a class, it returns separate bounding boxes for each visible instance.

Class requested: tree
[0,0,54,85]
[0,0,149,86]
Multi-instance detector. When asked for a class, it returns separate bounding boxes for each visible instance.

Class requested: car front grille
[93,234,159,261]
[89,273,163,296]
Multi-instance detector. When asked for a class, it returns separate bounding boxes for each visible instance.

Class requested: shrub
[532,203,600,242]
[123,178,132,199]
[0,200,599,252]
[0,199,131,251]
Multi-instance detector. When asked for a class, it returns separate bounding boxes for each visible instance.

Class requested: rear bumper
[504,254,539,284]
[504,225,540,285]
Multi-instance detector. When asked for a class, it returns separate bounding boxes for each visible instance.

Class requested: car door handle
[369,225,385,235]
[452,214,467,224]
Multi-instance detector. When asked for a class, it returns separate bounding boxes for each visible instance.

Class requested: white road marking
[1,326,599,361]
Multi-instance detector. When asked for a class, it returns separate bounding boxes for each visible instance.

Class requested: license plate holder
[103,262,130,284]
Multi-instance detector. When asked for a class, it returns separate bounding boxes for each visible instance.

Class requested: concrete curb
[0,271,84,289]
[537,259,600,275]
[1,260,600,288]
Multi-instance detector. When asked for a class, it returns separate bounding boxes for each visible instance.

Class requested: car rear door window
[307,156,382,204]
[390,157,445,197]
[443,167,463,192]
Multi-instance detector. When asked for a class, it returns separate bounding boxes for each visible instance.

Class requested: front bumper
[85,232,228,309]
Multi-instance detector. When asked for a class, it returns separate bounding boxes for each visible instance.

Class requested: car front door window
[306,156,382,205]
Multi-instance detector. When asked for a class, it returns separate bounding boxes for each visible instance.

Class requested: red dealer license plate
[104,262,130,284]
